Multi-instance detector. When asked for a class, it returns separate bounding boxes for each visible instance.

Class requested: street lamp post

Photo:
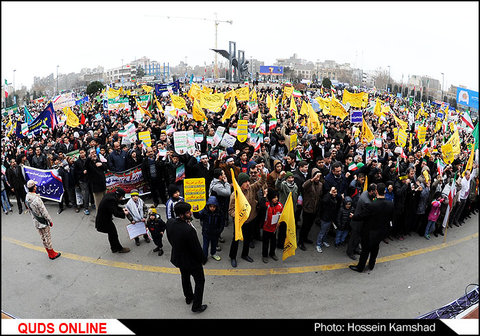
[56,65,59,95]
[387,65,391,92]
[13,69,16,103]
[441,72,445,102]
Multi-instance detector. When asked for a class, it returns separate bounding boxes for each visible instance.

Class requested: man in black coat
[86,148,108,211]
[95,188,130,254]
[141,147,166,207]
[349,183,394,273]
[5,158,27,214]
[166,202,208,313]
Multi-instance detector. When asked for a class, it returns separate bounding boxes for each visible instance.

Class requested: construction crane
[145,13,232,80]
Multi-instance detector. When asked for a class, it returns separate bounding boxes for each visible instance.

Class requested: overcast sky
[2,1,478,92]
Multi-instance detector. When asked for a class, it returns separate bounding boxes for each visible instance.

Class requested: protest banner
[53,92,76,111]
[138,130,152,147]
[126,222,147,240]
[350,110,363,123]
[184,178,206,212]
[213,126,225,147]
[23,166,64,202]
[220,133,236,148]
[105,166,150,195]
[237,120,248,142]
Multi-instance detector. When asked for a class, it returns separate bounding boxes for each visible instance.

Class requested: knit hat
[168,184,180,197]
[130,189,139,196]
[26,180,37,188]
[285,171,293,179]
[174,201,192,216]
[148,207,157,216]
[237,173,250,186]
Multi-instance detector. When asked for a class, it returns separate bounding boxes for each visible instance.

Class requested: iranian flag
[348,162,359,172]
[461,110,474,129]
[269,118,277,130]
[292,90,302,98]
[420,143,429,156]
[442,174,457,228]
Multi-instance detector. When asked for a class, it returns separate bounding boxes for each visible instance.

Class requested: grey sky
[2,1,478,91]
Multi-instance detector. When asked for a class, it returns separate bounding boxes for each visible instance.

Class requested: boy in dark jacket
[146,207,167,256]
[193,196,224,261]
[335,196,354,247]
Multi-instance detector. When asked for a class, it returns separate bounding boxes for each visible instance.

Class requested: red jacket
[263,201,283,233]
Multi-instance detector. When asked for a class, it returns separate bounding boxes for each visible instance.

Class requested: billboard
[456,87,479,110]
[259,66,284,76]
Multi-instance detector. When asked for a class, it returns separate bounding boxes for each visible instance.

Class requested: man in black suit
[166,202,208,313]
[349,183,394,273]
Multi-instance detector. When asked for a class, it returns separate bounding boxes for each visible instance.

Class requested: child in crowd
[335,196,354,247]
[193,196,224,261]
[166,184,184,220]
[425,192,444,240]
[262,188,283,263]
[145,207,167,256]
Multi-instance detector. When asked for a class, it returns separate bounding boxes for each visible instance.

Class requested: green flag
[473,122,479,151]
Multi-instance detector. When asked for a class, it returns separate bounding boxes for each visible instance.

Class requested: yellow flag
[202,86,213,95]
[235,86,249,101]
[135,97,152,118]
[192,99,206,122]
[435,120,442,133]
[188,83,202,100]
[397,128,408,147]
[441,143,454,164]
[361,92,369,108]
[299,100,309,116]
[342,90,364,108]
[231,168,251,241]
[200,92,225,110]
[446,129,461,155]
[251,89,257,102]
[329,97,349,120]
[283,86,293,98]
[417,126,427,144]
[464,144,474,175]
[142,85,153,93]
[64,107,79,128]
[363,175,368,192]
[154,94,164,112]
[290,97,298,122]
[423,169,430,184]
[394,114,408,130]
[224,89,236,100]
[221,97,237,122]
[373,98,383,117]
[256,109,263,130]
[289,133,298,151]
[307,102,321,135]
[279,192,297,261]
[269,97,277,119]
[170,94,187,110]
[361,118,375,143]
[107,88,120,99]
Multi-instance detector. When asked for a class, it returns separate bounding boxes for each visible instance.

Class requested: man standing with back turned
[166,201,208,313]
[349,183,394,273]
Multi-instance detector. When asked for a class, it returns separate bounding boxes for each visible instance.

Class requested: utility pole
[56,65,59,95]
[441,72,445,102]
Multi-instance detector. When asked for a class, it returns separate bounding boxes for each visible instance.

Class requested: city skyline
[2,2,478,91]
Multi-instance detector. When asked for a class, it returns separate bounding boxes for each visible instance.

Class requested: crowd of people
[2,81,479,270]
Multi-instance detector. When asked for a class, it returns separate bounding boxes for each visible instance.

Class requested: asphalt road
[1,200,478,319]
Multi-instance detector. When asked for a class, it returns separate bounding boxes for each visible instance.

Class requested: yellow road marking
[3,233,478,276]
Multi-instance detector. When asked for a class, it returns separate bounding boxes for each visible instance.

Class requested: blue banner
[23,166,64,202]
[350,110,363,123]
[75,96,89,105]
[456,87,479,110]
[17,102,57,138]
[259,66,284,75]
[155,80,180,96]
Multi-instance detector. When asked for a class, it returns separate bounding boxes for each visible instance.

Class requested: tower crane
[145,13,233,80]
